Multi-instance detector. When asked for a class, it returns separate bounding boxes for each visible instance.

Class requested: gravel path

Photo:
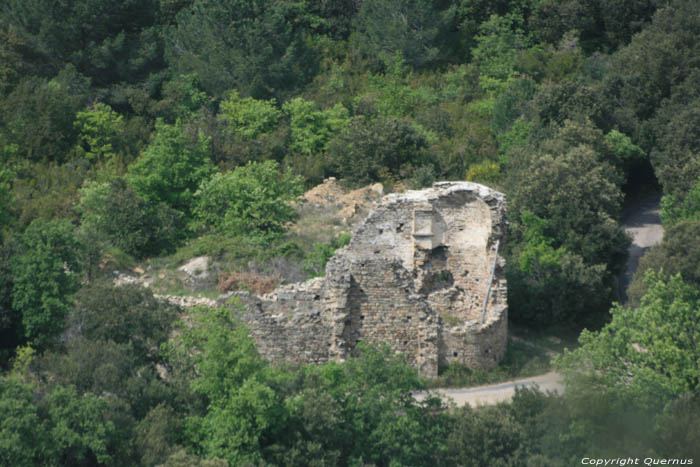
[415,372,564,408]
[618,192,664,302]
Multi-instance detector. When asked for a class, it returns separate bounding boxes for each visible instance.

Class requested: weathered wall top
[234,181,508,377]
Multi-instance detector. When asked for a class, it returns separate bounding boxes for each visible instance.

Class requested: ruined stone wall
[231,182,508,378]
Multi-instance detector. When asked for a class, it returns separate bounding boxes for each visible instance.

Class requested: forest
[1,0,699,465]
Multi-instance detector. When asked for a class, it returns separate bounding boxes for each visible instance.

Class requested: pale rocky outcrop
[232,182,508,378]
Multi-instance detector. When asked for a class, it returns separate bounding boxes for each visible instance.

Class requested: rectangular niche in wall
[413,204,434,249]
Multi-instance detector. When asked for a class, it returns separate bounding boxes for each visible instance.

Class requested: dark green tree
[68,283,178,364]
[0,0,163,87]
[77,178,181,258]
[0,73,86,162]
[603,0,700,150]
[352,0,455,70]
[327,116,430,187]
[166,0,319,99]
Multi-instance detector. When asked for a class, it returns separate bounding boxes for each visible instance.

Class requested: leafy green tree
[45,385,118,466]
[506,211,610,326]
[134,404,183,467]
[0,377,45,467]
[472,13,528,95]
[558,271,700,408]
[0,167,14,236]
[327,116,430,187]
[603,0,700,150]
[0,377,120,467]
[77,178,181,258]
[154,74,211,123]
[360,52,439,120]
[509,145,628,272]
[0,73,86,162]
[126,119,214,216]
[0,239,22,366]
[650,73,700,197]
[288,343,449,466]
[283,98,349,155]
[193,161,304,242]
[530,0,663,53]
[74,103,125,163]
[446,403,529,466]
[218,90,281,140]
[0,24,30,96]
[11,219,81,349]
[660,178,700,225]
[167,305,282,465]
[166,0,318,98]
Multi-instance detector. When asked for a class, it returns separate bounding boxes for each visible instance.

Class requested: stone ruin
[233,182,508,378]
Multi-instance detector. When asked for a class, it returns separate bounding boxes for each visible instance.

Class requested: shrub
[193,161,304,242]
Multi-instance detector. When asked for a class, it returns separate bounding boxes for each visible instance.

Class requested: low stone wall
[232,182,508,378]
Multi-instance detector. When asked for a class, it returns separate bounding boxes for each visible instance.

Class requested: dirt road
[415,372,564,407]
[618,192,664,302]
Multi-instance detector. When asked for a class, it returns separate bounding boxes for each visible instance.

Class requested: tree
[167,305,282,465]
[218,90,281,140]
[166,0,318,99]
[0,238,22,366]
[283,98,349,155]
[530,0,663,53]
[0,166,14,236]
[289,343,449,466]
[603,0,700,150]
[76,178,181,258]
[126,119,214,217]
[45,385,118,466]
[506,211,610,326]
[558,271,700,409]
[0,378,119,467]
[74,103,125,163]
[472,13,528,95]
[352,0,454,69]
[68,283,178,364]
[0,377,42,467]
[0,0,163,87]
[509,144,628,272]
[193,161,304,242]
[650,72,700,197]
[0,73,86,162]
[11,219,81,349]
[327,116,430,187]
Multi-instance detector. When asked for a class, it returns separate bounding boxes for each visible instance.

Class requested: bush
[193,161,304,242]
[327,116,430,187]
[76,178,182,258]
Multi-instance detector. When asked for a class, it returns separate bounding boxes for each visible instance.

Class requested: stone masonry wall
[231,182,508,378]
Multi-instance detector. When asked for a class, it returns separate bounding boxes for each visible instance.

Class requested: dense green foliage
[2,0,699,463]
[11,219,81,349]
[193,161,304,242]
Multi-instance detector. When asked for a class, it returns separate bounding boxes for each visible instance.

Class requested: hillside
[1,0,700,464]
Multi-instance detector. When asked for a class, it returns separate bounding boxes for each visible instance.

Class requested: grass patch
[424,337,552,389]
